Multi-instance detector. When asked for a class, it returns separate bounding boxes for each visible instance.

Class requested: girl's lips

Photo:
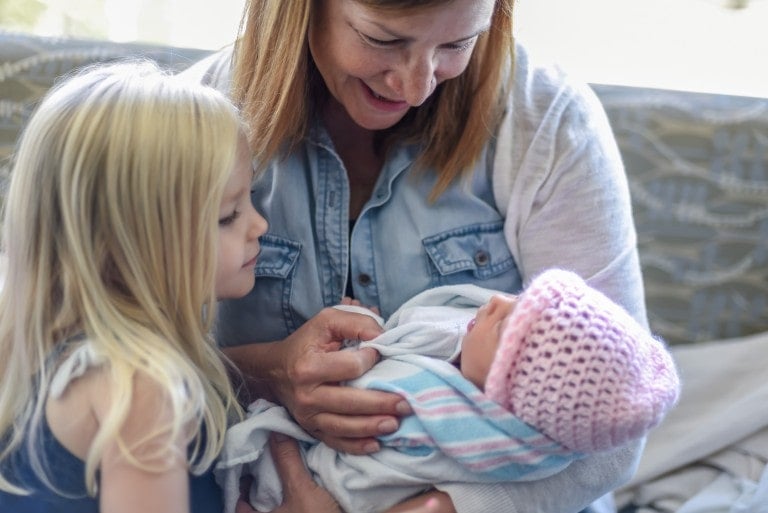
[243,254,258,269]
[467,318,476,332]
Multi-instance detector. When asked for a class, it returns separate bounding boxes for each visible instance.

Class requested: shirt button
[474,250,490,266]
[358,273,372,286]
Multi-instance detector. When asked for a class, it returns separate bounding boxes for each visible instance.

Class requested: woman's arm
[223,307,411,454]
[236,435,442,513]
[488,44,647,512]
[383,491,456,513]
[496,46,647,327]
[435,442,642,513]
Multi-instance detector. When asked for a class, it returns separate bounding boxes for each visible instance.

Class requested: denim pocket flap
[254,234,301,279]
[422,221,513,279]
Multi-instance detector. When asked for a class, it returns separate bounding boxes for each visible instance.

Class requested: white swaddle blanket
[215,285,577,513]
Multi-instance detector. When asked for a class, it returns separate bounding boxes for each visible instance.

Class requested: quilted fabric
[594,84,768,344]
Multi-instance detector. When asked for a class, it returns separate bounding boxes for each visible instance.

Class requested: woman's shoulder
[178,45,235,93]
[509,40,602,121]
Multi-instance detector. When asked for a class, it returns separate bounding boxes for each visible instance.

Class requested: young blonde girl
[0,60,269,513]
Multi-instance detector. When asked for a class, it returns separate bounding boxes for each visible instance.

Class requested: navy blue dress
[0,418,223,513]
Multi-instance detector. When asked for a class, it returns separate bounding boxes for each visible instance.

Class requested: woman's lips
[361,80,409,112]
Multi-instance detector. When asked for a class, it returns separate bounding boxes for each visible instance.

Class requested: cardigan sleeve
[485,43,648,512]
[493,44,647,329]
[436,440,643,513]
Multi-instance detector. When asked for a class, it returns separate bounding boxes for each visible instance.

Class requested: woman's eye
[219,210,240,226]
[358,31,398,48]
[445,38,476,52]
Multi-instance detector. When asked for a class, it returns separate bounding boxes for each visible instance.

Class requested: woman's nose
[385,53,437,107]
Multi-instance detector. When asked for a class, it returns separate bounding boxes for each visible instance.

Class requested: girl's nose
[248,206,268,239]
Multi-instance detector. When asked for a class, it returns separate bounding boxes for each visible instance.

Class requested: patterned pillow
[594,84,768,344]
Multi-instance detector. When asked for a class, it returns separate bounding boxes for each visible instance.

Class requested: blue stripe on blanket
[367,355,580,481]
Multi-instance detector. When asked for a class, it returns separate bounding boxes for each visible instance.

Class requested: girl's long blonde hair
[233,0,514,200]
[0,60,242,494]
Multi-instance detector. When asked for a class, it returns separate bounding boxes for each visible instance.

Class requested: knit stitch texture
[485,269,680,453]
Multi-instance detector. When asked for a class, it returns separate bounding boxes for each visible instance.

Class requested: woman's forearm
[383,490,455,513]
[223,341,285,404]
[436,440,643,513]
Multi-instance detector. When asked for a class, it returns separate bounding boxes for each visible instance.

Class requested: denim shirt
[216,121,522,346]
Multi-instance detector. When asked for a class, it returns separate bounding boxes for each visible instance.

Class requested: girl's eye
[219,210,240,226]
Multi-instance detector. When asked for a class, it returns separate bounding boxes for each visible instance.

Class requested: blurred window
[0,0,765,97]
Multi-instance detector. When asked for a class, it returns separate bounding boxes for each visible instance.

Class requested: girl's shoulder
[45,341,109,460]
[45,342,180,462]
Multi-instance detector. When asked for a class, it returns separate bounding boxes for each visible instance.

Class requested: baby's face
[461,294,517,390]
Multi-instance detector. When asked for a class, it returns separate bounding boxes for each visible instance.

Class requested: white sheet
[615,331,768,512]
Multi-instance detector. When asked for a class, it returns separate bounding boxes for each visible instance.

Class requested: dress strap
[49,339,105,399]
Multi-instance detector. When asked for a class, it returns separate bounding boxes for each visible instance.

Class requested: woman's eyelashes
[356,30,477,52]
[357,30,397,48]
[218,209,240,227]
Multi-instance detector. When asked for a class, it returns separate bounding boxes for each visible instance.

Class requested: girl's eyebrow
[361,20,491,45]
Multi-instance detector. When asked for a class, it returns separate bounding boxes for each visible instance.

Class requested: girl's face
[215,136,268,299]
[309,0,495,130]
[461,294,517,390]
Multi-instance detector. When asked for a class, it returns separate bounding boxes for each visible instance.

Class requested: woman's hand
[224,307,411,454]
[234,433,339,513]
[339,296,380,315]
[382,491,455,513]
[237,434,442,513]
[272,307,411,453]
[266,433,340,513]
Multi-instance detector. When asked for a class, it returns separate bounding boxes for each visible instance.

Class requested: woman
[184,0,647,511]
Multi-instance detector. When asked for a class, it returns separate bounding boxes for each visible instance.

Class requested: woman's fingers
[299,382,410,417]
[313,307,383,345]
[270,308,416,453]
[290,346,380,385]
[269,433,341,513]
[236,499,257,513]
[285,350,412,452]
[270,433,310,493]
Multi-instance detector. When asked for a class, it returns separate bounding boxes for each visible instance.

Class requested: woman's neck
[323,99,384,219]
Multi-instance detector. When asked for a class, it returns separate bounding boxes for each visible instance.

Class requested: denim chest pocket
[422,221,518,290]
[255,234,301,280]
[253,234,303,336]
[216,234,302,346]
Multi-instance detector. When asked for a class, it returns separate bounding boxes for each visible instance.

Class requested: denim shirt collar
[306,116,420,212]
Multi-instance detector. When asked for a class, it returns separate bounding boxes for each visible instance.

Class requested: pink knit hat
[484,269,680,453]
